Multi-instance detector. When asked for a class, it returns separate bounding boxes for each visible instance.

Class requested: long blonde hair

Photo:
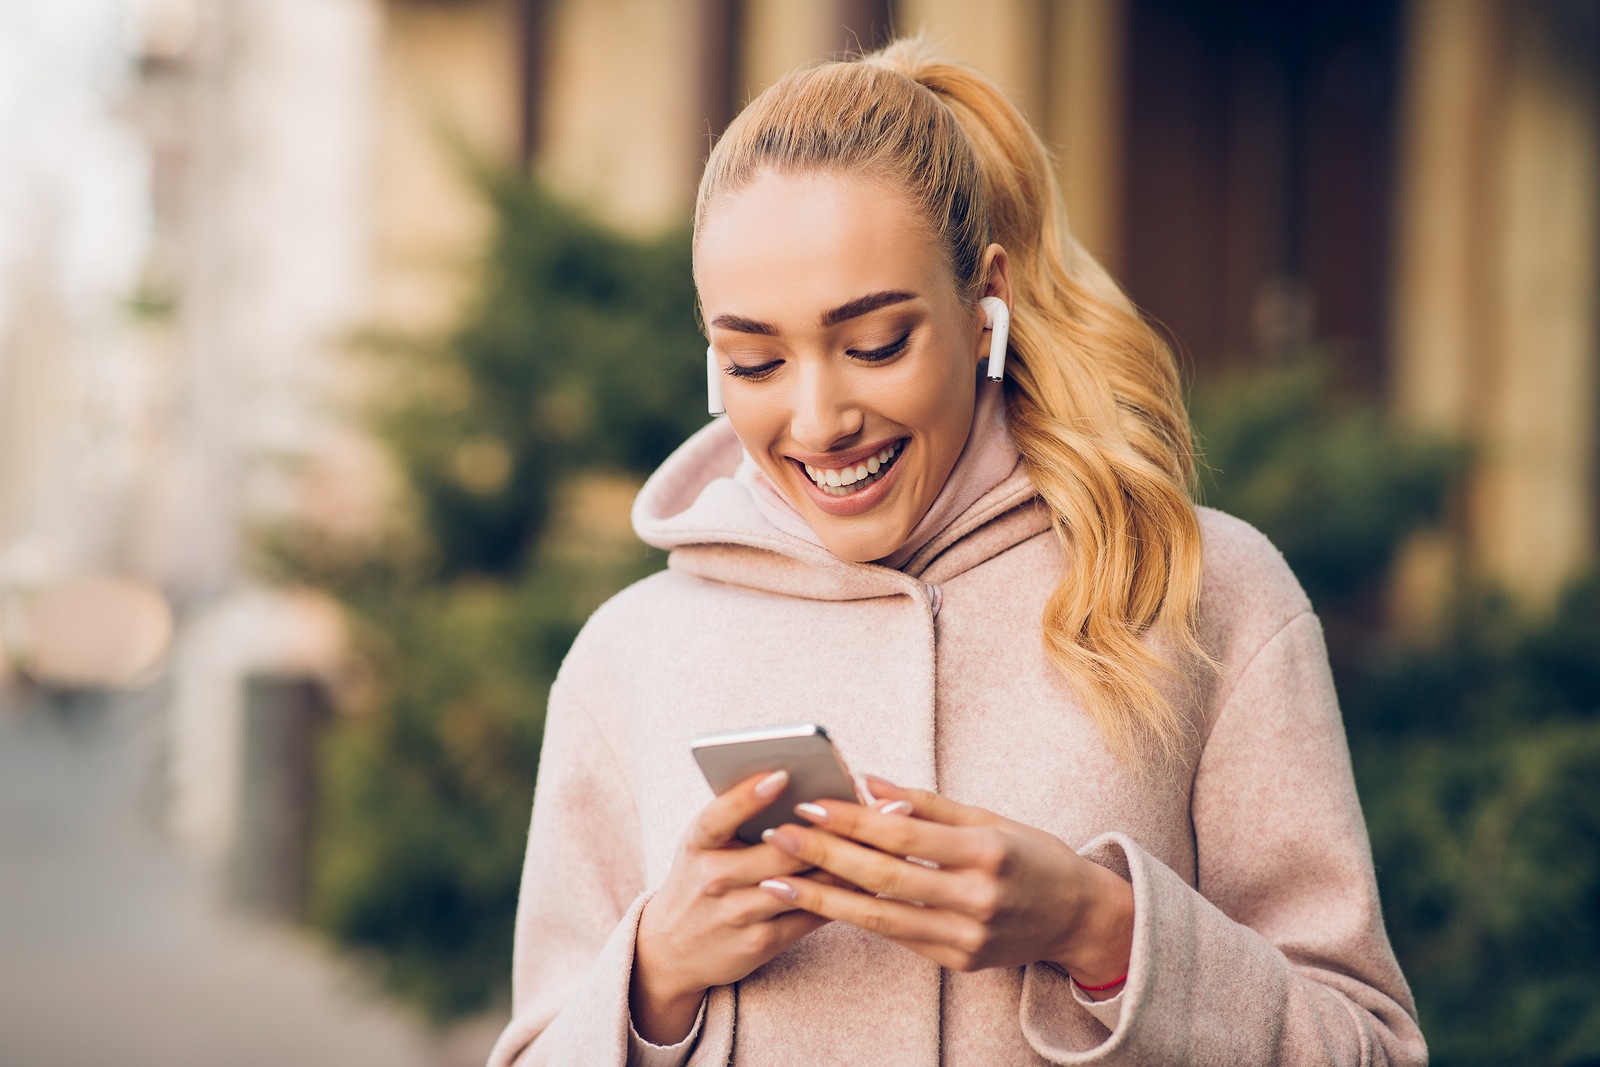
[693,39,1211,763]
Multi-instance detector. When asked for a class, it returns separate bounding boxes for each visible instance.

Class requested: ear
[973,244,1012,363]
[980,244,1012,306]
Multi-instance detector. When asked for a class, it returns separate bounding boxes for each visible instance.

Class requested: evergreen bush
[273,176,701,1019]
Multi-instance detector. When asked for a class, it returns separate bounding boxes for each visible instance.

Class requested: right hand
[629,770,835,1044]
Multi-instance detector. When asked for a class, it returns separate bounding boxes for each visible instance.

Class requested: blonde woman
[488,39,1425,1067]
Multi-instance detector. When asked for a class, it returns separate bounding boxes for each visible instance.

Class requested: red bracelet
[1071,972,1128,993]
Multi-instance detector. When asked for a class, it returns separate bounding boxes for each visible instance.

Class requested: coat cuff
[490,892,736,1067]
[1020,831,1325,1064]
[1018,833,1141,1061]
[628,995,706,1067]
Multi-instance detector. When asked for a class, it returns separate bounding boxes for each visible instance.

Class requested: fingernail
[765,828,801,853]
[755,770,789,799]
[759,878,798,902]
[865,774,899,794]
[794,802,829,824]
[877,800,913,816]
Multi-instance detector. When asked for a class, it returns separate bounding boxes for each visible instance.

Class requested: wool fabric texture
[486,417,1427,1067]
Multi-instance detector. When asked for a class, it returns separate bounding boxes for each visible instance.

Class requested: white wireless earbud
[706,345,725,416]
[979,296,1010,382]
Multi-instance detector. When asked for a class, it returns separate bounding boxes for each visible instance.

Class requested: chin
[813,520,912,565]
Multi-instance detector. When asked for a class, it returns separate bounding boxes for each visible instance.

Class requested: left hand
[757,777,1133,992]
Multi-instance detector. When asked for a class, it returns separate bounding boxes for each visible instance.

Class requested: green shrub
[275,176,700,1020]
[1192,362,1600,1066]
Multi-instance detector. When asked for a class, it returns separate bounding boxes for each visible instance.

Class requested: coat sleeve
[484,661,651,1067]
[486,621,740,1067]
[1017,611,1428,1065]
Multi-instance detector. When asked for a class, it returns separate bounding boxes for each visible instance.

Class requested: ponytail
[696,38,1214,765]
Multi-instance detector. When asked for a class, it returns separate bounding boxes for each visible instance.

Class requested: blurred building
[355,0,1600,613]
[3,0,1594,865]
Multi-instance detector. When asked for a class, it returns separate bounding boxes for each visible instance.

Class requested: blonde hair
[694,39,1211,764]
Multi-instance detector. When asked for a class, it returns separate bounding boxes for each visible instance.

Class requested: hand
[630,770,837,1044]
[756,777,1133,995]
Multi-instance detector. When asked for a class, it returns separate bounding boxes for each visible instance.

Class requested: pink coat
[487,418,1427,1066]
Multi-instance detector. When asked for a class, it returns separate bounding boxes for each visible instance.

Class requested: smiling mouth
[799,441,904,497]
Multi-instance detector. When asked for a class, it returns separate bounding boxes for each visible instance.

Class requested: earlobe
[978,297,1010,382]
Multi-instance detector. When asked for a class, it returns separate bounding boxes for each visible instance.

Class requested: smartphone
[691,723,861,845]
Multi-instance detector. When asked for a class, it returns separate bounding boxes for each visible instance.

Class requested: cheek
[724,390,788,458]
[897,354,976,446]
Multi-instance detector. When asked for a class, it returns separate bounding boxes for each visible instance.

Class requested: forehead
[695,170,952,324]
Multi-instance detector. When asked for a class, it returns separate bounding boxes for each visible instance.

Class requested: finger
[808,869,864,891]
[697,841,824,896]
[693,769,790,849]
[791,799,999,870]
[863,777,993,828]
[765,822,974,912]
[717,883,807,925]
[759,874,982,949]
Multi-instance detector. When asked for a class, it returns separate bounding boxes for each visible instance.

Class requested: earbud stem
[979,296,1010,382]
[706,346,725,416]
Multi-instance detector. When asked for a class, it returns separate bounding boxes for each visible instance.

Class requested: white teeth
[801,442,902,495]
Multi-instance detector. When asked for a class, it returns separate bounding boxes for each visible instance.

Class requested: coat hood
[631,418,1053,601]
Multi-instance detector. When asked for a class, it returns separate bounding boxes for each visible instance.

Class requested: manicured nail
[877,800,913,817]
[794,802,830,824]
[754,770,789,799]
[759,878,798,902]
[764,827,801,854]
[865,774,899,795]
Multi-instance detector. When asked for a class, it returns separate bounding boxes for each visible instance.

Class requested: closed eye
[849,332,911,363]
[725,360,779,380]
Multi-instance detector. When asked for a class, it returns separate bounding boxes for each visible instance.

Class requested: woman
[488,39,1425,1067]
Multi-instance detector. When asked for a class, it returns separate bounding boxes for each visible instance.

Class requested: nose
[789,359,863,451]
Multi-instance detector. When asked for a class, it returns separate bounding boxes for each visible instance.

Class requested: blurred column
[371,0,523,335]
[1482,3,1599,606]
[1042,0,1126,273]
[537,0,716,234]
[1391,0,1599,618]
[231,674,331,919]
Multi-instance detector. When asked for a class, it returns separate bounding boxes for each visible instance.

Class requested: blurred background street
[2,1,1597,1065]
[0,687,496,1066]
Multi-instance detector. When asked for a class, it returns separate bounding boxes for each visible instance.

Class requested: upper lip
[784,437,906,470]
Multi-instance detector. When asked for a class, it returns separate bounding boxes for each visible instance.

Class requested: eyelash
[851,332,911,363]
[723,332,912,381]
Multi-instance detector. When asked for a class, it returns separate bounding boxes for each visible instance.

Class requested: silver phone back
[692,723,859,845]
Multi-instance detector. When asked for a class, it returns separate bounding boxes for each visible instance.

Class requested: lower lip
[792,443,908,517]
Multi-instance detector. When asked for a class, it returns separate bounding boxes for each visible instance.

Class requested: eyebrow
[709,290,917,335]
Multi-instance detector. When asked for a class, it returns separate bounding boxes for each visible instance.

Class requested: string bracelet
[1071,972,1129,993]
